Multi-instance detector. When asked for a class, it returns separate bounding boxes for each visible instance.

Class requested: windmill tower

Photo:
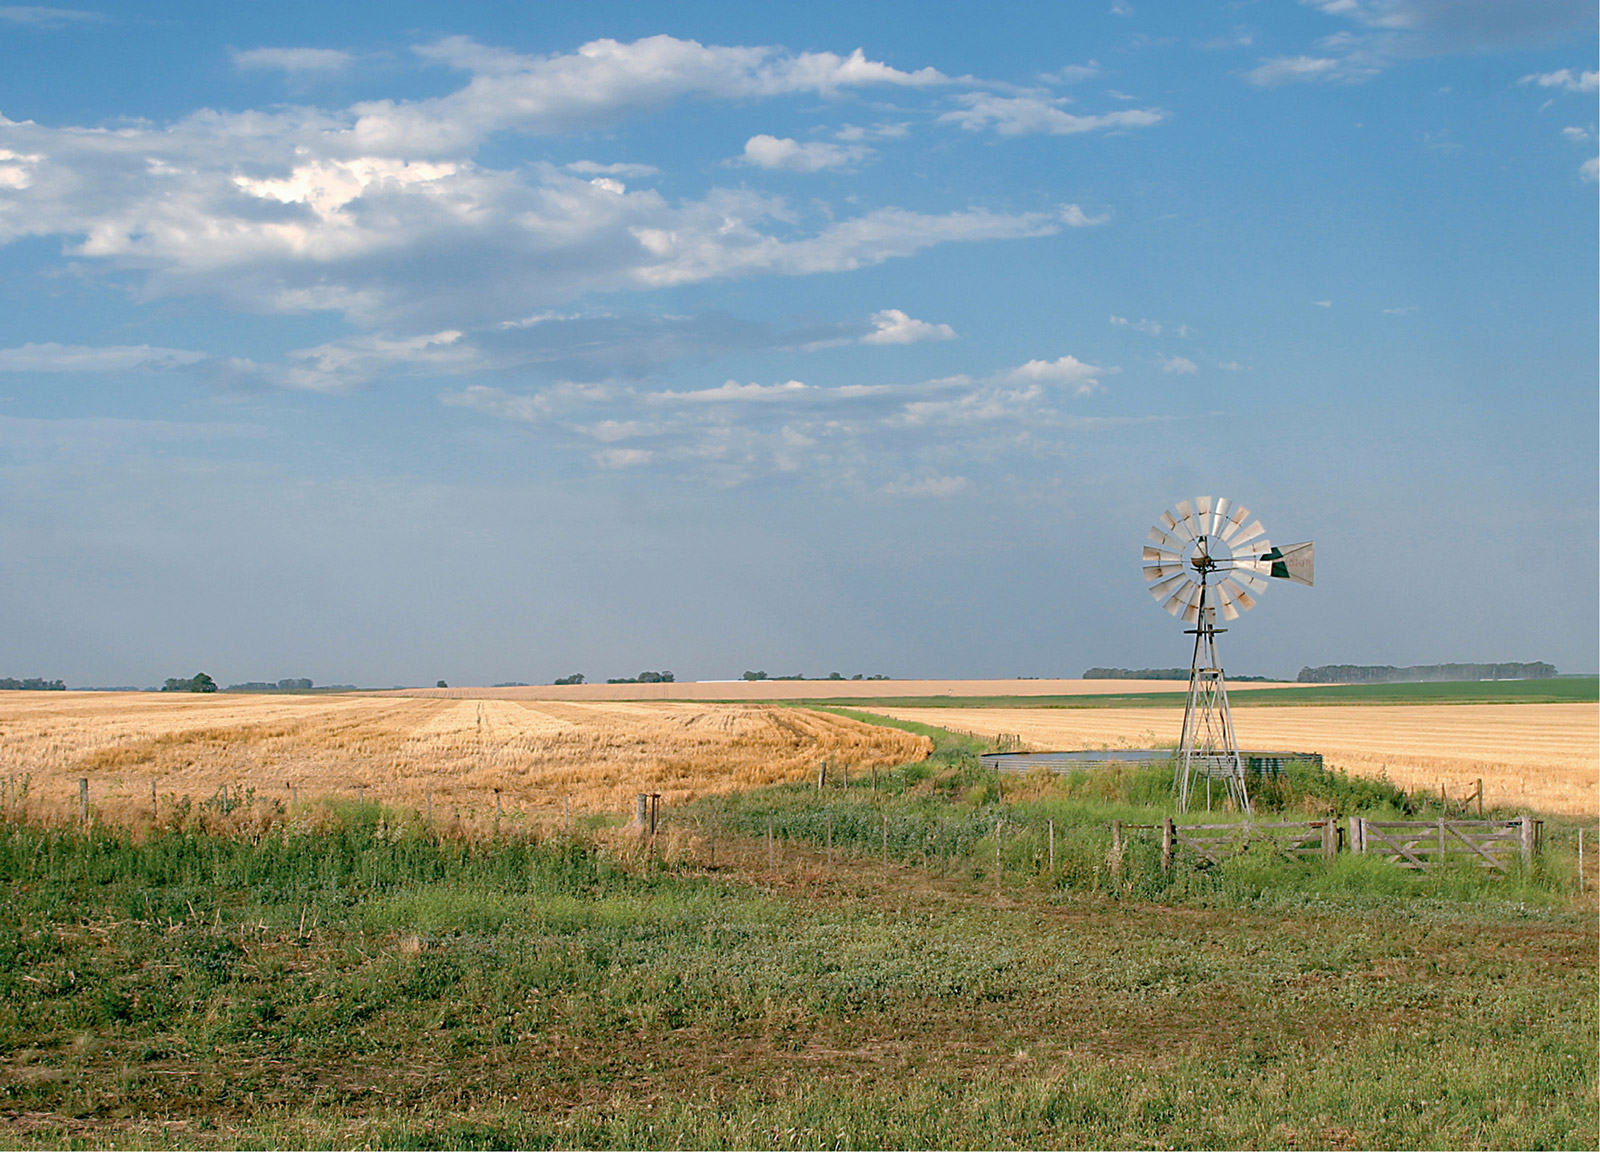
[1142,497,1313,813]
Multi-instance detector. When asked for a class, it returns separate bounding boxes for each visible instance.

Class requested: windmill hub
[1142,497,1315,813]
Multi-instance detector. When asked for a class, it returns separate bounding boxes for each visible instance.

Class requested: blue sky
[0,0,1595,687]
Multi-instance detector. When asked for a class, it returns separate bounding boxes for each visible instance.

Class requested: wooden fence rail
[1350,816,1538,870]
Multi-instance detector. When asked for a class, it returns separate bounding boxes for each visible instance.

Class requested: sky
[0,0,1595,688]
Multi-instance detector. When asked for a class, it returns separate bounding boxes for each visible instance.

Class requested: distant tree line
[1297,662,1558,684]
[0,677,65,691]
[1084,667,1275,682]
[162,673,217,693]
[226,678,314,691]
[607,671,674,684]
[552,674,584,685]
[742,671,890,681]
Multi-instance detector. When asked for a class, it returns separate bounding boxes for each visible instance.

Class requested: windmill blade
[1229,558,1273,576]
[1212,497,1232,536]
[1178,499,1207,539]
[1231,586,1257,614]
[1142,546,1182,566]
[1148,525,1184,550]
[1264,541,1315,585]
[1230,520,1268,550]
[1220,504,1251,541]
[1225,570,1269,595]
[1143,563,1186,582]
[1150,572,1188,601]
[1161,579,1198,616]
[1180,590,1203,624]
[1195,497,1214,536]
[1214,581,1241,621]
[1159,509,1195,542]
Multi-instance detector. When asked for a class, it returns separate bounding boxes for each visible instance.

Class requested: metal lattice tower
[1142,497,1314,814]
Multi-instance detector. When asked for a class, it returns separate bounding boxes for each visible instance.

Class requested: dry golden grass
[871,703,1600,818]
[0,692,927,829]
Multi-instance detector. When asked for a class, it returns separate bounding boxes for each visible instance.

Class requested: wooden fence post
[563,795,570,833]
[1519,815,1534,866]
[1476,779,1484,818]
[817,763,825,791]
[1349,816,1365,856]
[636,793,648,829]
[1438,817,1447,868]
[78,778,88,826]
[1321,818,1336,860]
[151,780,158,821]
[1161,818,1173,873]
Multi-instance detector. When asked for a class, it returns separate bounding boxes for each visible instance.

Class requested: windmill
[1143,497,1313,813]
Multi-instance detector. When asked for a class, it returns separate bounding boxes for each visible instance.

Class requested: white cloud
[1002,355,1113,396]
[861,309,956,345]
[1582,155,1599,182]
[0,342,208,371]
[1216,361,1245,371]
[233,47,354,74]
[1059,204,1111,227]
[652,379,811,403]
[740,135,866,172]
[834,122,909,142]
[882,474,968,497]
[1110,314,1161,335]
[1246,55,1354,86]
[1313,299,1333,307]
[1560,126,1591,141]
[940,92,1164,136]
[594,447,652,468]
[1382,305,1418,315]
[1159,354,1198,374]
[1040,61,1101,84]
[1522,68,1599,93]
[565,160,660,177]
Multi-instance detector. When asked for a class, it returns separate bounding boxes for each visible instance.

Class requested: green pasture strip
[0,813,1593,1150]
[760,675,1598,710]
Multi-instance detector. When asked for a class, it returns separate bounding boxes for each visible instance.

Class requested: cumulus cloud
[861,309,956,345]
[740,135,866,172]
[940,92,1163,136]
[565,160,660,177]
[1246,55,1355,86]
[1002,354,1113,395]
[1582,155,1599,182]
[0,6,102,26]
[233,47,354,73]
[1159,354,1198,374]
[1522,68,1599,92]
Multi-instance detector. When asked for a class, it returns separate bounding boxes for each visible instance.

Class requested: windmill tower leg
[1177,583,1250,814]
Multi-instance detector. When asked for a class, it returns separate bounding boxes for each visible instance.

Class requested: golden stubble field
[0,692,927,828]
[870,703,1600,817]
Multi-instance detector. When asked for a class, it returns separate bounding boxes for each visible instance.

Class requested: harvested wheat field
[0,692,927,829]
[870,703,1599,817]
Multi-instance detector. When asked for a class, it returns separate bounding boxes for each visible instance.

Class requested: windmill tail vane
[1142,497,1314,813]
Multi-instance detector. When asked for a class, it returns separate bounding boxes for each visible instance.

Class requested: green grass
[0,807,1592,1150]
[763,675,1599,710]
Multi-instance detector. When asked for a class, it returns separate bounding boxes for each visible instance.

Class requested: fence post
[817,762,825,791]
[563,795,570,833]
[1438,817,1446,868]
[1476,778,1483,818]
[1161,818,1173,873]
[78,778,88,826]
[151,780,158,821]
[636,793,648,829]
[1519,815,1534,866]
[1321,818,1336,860]
[1349,816,1364,855]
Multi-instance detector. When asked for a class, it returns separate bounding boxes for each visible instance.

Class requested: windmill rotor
[1142,496,1315,812]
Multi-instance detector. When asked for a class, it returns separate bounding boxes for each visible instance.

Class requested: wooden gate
[1350,816,1538,870]
[1157,819,1338,868]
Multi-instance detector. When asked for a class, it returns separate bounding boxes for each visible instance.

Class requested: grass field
[0,692,926,830]
[0,793,1592,1150]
